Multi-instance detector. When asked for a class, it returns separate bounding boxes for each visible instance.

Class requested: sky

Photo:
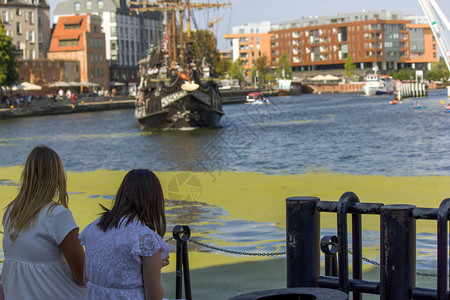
[48,0,450,51]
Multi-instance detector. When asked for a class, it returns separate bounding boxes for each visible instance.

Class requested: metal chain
[166,239,439,277]
[187,238,285,256]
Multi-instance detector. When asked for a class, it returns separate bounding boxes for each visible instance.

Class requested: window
[39,32,43,43]
[2,11,8,22]
[58,39,79,47]
[98,0,104,9]
[28,30,34,43]
[86,0,92,9]
[111,26,116,35]
[28,12,33,23]
[93,25,99,32]
[433,52,436,58]
[16,22,21,34]
[16,8,20,16]
[64,23,81,29]
[74,2,80,11]
[110,12,116,22]
[38,12,42,25]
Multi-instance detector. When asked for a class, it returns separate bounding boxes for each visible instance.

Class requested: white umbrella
[310,75,327,81]
[323,74,340,80]
[79,81,100,87]
[109,81,126,86]
[48,81,71,88]
[12,81,42,91]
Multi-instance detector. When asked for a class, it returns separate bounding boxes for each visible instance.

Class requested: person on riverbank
[80,169,169,300]
[1,145,86,299]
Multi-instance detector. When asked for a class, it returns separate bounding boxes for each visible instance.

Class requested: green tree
[426,57,450,81]
[394,68,414,81]
[344,56,355,81]
[189,30,220,67]
[215,59,231,77]
[0,21,19,89]
[275,53,292,79]
[228,59,244,82]
[255,54,270,86]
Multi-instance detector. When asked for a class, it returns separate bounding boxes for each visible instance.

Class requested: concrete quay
[0,99,135,119]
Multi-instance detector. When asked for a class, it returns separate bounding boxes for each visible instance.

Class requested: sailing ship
[130,1,228,129]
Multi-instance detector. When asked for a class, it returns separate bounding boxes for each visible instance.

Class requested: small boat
[246,92,270,105]
[361,73,395,96]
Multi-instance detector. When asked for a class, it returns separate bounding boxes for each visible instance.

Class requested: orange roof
[48,15,88,52]
[63,15,84,25]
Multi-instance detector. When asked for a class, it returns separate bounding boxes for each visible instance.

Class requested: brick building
[17,59,80,95]
[47,14,109,89]
[225,10,438,73]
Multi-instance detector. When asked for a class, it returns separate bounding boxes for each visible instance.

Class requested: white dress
[80,217,169,300]
[1,202,86,299]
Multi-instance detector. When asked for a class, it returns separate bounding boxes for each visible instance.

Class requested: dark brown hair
[97,169,166,237]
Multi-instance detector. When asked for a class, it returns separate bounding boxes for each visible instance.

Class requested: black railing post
[337,192,362,299]
[437,198,450,300]
[173,225,192,300]
[286,197,320,288]
[380,205,416,300]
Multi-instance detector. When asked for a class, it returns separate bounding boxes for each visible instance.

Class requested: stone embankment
[0,98,135,119]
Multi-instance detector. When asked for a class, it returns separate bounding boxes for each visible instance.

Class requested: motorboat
[361,74,395,96]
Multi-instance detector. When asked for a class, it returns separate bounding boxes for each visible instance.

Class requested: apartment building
[224,22,273,70]
[0,0,51,59]
[53,0,162,84]
[47,14,109,89]
[225,10,437,72]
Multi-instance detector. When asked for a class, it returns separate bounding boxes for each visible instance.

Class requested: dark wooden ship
[131,1,227,129]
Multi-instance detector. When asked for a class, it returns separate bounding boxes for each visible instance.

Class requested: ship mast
[129,0,230,63]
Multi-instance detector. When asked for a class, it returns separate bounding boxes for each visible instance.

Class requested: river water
[0,89,449,272]
[0,90,448,175]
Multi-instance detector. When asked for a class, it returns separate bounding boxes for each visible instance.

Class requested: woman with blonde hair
[2,145,85,299]
[80,169,169,300]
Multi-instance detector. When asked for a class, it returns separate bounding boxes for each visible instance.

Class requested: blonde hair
[3,145,68,232]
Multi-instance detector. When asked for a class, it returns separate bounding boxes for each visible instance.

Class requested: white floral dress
[80,217,169,300]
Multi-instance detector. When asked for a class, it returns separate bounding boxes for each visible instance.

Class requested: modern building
[224,21,273,70]
[47,14,109,89]
[0,0,51,59]
[53,0,162,84]
[225,10,438,73]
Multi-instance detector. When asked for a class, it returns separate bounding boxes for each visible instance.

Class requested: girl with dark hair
[2,145,86,299]
[80,169,169,300]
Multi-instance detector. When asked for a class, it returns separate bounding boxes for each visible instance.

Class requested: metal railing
[286,192,450,300]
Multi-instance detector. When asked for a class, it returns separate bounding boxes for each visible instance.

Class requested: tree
[426,57,450,81]
[228,59,244,82]
[254,54,270,86]
[0,21,19,89]
[189,30,220,67]
[276,53,292,79]
[393,68,414,81]
[344,56,355,81]
[215,59,231,77]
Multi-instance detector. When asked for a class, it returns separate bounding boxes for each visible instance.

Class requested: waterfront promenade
[0,97,134,118]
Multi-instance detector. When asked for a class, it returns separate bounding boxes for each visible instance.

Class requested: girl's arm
[143,250,165,300]
[59,228,85,286]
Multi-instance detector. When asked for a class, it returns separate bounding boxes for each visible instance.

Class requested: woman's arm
[59,228,85,286]
[143,250,165,300]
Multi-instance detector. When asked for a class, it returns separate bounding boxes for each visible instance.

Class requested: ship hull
[135,88,224,130]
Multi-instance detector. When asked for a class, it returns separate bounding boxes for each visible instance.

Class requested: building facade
[0,0,51,59]
[47,14,109,89]
[53,0,162,84]
[225,10,438,73]
[224,22,273,70]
